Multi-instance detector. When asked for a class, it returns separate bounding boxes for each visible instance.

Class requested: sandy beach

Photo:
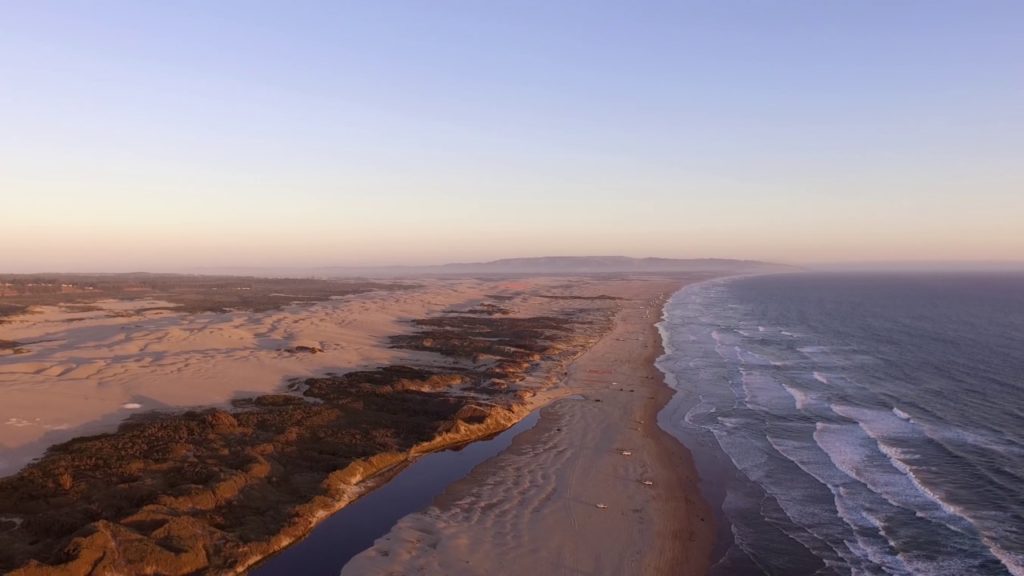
[0,274,715,574]
[342,278,713,575]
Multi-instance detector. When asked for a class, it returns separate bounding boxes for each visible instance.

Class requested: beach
[341,278,713,575]
[0,274,716,574]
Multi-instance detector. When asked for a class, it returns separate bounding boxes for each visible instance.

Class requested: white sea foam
[811,420,994,575]
[711,423,770,473]
[892,406,912,421]
[780,382,814,410]
[735,347,773,366]
[922,420,1024,461]
[661,274,1024,575]
[799,345,830,354]
[875,440,973,527]
[829,405,970,523]
[739,371,795,414]
[829,405,1024,575]
[987,545,1024,576]
[762,431,907,574]
[770,426,909,565]
[813,421,927,515]
[852,504,917,575]
[683,400,716,426]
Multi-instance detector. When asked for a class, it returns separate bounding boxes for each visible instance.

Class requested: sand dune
[0,278,573,476]
[1,275,714,575]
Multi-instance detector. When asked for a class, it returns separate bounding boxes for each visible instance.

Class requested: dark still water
[657,273,1024,576]
[253,410,540,576]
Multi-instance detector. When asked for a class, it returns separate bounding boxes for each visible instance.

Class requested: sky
[1,1,1022,272]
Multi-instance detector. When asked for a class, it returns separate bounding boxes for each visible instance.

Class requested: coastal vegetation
[0,273,410,317]
[0,300,607,575]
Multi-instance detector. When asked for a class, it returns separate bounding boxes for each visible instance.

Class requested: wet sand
[343,278,714,575]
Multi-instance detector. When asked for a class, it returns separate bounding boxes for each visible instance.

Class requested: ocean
[657,273,1024,576]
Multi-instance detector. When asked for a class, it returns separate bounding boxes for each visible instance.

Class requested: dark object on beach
[282,345,323,354]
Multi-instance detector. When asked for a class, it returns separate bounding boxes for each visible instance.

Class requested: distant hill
[300,256,795,278]
[433,256,788,274]
[180,256,793,278]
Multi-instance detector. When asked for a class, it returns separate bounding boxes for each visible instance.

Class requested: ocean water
[657,273,1024,576]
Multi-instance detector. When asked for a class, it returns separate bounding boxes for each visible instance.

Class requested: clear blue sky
[2,1,1022,271]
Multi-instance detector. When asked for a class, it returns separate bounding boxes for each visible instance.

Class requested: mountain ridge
[188,256,795,278]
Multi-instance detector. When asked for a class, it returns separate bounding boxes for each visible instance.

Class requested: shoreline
[632,285,716,572]
[654,277,739,573]
[341,279,715,575]
[653,272,795,573]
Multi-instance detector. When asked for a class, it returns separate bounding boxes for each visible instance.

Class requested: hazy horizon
[4,255,1024,276]
[3,2,1022,272]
